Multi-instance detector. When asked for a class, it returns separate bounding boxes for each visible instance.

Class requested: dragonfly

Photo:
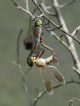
[30,52,65,95]
[24,17,44,67]
[24,15,62,67]
[30,40,65,95]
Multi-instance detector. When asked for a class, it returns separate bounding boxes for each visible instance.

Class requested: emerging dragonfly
[24,15,61,67]
[30,52,65,95]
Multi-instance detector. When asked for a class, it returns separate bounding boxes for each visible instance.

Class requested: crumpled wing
[39,67,53,95]
[52,56,59,66]
[45,55,59,66]
[47,66,65,84]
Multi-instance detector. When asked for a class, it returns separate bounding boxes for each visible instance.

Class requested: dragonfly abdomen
[45,55,54,65]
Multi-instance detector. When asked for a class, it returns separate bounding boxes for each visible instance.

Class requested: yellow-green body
[34,54,54,67]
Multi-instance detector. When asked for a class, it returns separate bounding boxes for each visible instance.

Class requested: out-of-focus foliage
[0,0,80,106]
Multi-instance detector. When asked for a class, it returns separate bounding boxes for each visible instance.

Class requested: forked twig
[11,0,80,44]
[34,80,80,106]
[41,0,77,10]
[40,1,56,16]
[11,0,34,19]
[32,0,80,44]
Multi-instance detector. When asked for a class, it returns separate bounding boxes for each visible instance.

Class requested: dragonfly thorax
[33,25,42,38]
[35,58,46,67]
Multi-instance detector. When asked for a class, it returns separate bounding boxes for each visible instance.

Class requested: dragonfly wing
[24,17,35,51]
[52,56,59,66]
[47,66,65,84]
[45,55,59,66]
[39,67,53,95]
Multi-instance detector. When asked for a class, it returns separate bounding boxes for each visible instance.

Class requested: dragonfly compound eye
[30,57,36,63]
[35,20,42,27]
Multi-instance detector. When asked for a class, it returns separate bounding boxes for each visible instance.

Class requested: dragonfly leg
[27,51,34,67]
[47,25,62,31]
[37,48,45,58]
[43,18,57,31]
[43,18,62,31]
[41,16,45,23]
[43,18,50,28]
[35,51,41,58]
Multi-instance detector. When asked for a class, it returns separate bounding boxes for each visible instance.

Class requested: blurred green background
[0,0,80,106]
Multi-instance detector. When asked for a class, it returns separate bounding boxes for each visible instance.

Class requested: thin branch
[40,1,56,16]
[17,29,33,106]
[25,0,29,11]
[32,0,80,44]
[71,25,80,36]
[44,27,70,50]
[41,0,77,10]
[44,15,80,45]
[40,0,53,9]
[12,0,80,43]
[69,97,80,106]
[11,0,34,19]
[73,67,80,75]
[34,92,45,106]
[49,31,70,50]
[59,0,77,8]
[11,0,80,43]
[34,80,80,106]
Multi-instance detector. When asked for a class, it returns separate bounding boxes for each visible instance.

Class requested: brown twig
[34,80,80,106]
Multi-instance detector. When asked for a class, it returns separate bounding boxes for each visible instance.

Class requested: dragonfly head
[30,56,36,64]
[34,19,42,27]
